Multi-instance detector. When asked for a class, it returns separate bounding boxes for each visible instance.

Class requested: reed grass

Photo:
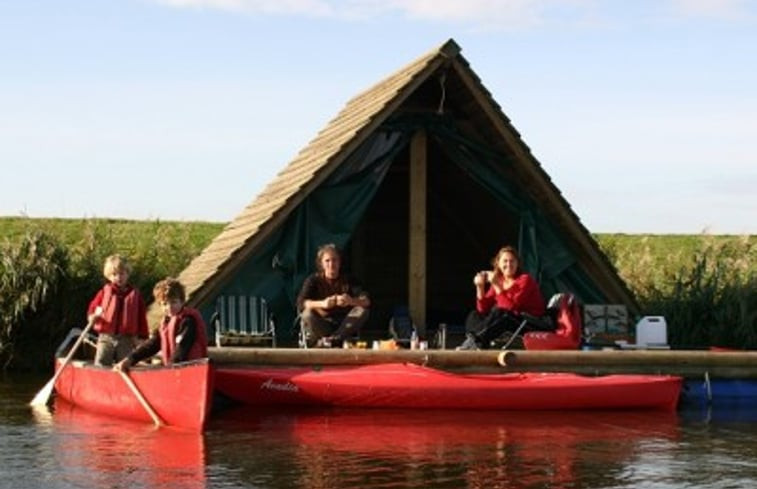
[596,233,757,349]
[0,217,223,370]
[0,231,67,369]
[1,217,754,369]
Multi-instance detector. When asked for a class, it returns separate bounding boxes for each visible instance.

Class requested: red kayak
[54,358,214,431]
[215,362,682,411]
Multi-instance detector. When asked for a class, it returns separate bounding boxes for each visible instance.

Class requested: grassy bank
[1,217,755,370]
[0,216,224,251]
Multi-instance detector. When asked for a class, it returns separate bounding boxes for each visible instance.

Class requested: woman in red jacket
[457,246,550,350]
[115,277,207,371]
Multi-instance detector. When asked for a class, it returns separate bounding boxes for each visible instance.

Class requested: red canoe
[215,362,682,411]
[54,358,214,431]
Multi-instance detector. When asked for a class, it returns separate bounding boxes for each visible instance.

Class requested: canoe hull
[54,358,214,431]
[216,362,682,411]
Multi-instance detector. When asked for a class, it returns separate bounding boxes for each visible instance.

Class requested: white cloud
[153,0,337,16]
[151,0,755,28]
[669,0,754,20]
[380,0,556,27]
[150,0,595,28]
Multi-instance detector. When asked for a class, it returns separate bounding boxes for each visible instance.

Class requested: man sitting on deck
[296,243,371,348]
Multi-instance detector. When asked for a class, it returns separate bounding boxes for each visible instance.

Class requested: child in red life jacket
[87,254,149,366]
[114,277,207,371]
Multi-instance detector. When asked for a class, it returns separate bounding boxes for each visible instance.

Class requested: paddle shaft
[118,369,164,427]
[30,318,97,406]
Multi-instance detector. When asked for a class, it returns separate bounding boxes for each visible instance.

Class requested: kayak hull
[216,362,681,411]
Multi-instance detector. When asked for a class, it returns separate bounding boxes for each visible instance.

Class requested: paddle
[29,310,100,407]
[118,369,164,427]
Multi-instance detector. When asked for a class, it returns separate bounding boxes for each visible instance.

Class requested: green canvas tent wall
[160,39,638,344]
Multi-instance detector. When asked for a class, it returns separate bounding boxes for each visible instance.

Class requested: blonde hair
[153,277,186,303]
[102,254,132,278]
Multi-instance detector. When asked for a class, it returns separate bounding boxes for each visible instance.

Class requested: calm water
[3,373,757,489]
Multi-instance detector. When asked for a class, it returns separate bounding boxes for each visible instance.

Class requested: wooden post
[409,130,427,337]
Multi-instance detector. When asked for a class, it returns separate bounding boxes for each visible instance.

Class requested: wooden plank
[409,130,427,336]
[209,347,509,369]
[207,347,757,379]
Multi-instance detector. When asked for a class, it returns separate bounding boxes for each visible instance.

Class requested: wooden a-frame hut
[163,38,638,344]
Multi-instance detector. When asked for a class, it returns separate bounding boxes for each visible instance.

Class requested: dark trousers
[466,308,553,347]
[301,306,369,347]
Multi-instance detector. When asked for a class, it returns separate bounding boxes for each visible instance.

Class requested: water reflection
[209,407,680,489]
[7,375,757,488]
[44,399,206,489]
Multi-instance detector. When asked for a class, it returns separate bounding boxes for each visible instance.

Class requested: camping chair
[388,305,418,348]
[467,308,551,350]
[522,293,582,350]
[213,295,276,347]
[498,312,554,350]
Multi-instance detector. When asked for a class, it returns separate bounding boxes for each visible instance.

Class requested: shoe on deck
[455,334,481,351]
[315,336,343,348]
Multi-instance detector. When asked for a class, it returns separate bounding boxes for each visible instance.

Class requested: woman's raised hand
[473,271,488,287]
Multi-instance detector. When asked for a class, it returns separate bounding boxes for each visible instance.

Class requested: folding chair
[213,295,276,347]
[388,305,418,348]
[522,293,582,350]
[500,312,554,350]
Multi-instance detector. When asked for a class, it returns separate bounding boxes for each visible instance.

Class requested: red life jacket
[95,283,142,335]
[159,307,208,365]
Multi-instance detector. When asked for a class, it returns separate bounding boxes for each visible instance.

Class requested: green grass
[4,218,751,286]
[0,217,225,370]
[0,216,224,251]
[595,233,756,295]
[595,233,756,348]
[0,217,755,370]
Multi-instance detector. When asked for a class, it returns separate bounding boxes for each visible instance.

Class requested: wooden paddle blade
[29,378,55,407]
[29,315,99,407]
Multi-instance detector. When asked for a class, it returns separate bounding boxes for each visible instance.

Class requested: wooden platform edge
[207,347,757,379]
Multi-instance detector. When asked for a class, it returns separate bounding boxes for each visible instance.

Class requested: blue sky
[1,0,755,234]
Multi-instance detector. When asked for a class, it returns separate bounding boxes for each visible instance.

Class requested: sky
[1,0,755,234]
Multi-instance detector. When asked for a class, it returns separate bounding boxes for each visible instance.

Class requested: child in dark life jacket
[87,254,149,366]
[114,277,207,371]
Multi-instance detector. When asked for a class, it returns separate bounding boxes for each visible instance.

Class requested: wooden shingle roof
[177,40,463,308]
[167,38,637,319]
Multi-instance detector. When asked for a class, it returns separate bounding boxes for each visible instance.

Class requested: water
[3,373,757,489]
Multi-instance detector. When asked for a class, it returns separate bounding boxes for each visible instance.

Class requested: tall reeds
[0,232,67,369]
[0,217,222,370]
[599,234,757,349]
[1,218,754,369]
